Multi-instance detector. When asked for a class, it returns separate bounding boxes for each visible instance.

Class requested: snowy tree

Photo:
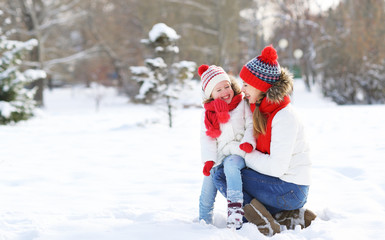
[1,0,98,106]
[257,0,324,92]
[0,37,46,124]
[130,57,167,103]
[130,23,196,127]
[317,0,385,104]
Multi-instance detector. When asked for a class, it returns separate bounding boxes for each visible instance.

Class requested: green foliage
[130,23,196,105]
[0,37,46,124]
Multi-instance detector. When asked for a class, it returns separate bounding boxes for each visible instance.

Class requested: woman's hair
[252,92,267,137]
[203,75,242,104]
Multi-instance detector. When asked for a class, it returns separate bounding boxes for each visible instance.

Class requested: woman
[211,45,316,236]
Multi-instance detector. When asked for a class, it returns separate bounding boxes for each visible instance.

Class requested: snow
[0,38,37,55]
[145,57,167,68]
[166,45,179,53]
[23,70,47,81]
[129,66,149,75]
[136,79,155,100]
[172,60,197,72]
[0,101,14,118]
[148,23,180,43]
[1,80,385,239]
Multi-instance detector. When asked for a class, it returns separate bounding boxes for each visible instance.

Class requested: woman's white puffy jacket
[200,99,256,167]
[245,104,312,186]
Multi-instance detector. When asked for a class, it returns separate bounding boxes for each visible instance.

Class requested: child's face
[242,82,264,104]
[211,80,234,104]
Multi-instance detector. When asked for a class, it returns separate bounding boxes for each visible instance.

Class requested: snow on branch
[148,23,180,43]
[145,57,167,68]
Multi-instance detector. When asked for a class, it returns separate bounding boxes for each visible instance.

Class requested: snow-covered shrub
[130,57,167,104]
[130,23,196,127]
[0,37,46,124]
[131,23,196,105]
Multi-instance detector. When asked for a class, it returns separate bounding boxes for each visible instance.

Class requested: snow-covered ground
[1,80,385,240]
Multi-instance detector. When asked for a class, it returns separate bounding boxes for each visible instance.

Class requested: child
[198,64,255,229]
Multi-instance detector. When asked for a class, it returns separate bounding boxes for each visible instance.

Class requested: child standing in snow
[198,64,255,229]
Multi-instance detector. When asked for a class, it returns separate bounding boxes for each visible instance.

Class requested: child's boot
[227,201,244,229]
[243,198,281,236]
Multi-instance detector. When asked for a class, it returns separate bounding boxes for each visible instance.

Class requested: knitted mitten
[203,161,214,176]
[239,142,254,153]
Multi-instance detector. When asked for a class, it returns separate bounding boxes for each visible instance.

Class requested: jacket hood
[266,67,293,103]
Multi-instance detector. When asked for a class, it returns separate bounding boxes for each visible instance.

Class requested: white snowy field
[1,81,385,240]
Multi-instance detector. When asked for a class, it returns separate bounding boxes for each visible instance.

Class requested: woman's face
[211,80,234,104]
[242,82,264,104]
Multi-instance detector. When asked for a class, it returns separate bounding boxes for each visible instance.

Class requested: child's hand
[203,161,215,176]
[239,142,253,153]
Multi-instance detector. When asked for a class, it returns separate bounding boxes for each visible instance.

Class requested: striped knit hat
[239,45,281,92]
[198,64,231,99]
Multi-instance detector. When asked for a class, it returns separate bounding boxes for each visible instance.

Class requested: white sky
[311,0,340,12]
[243,0,341,41]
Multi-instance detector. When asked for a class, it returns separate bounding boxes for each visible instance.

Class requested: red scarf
[204,94,243,138]
[251,96,291,154]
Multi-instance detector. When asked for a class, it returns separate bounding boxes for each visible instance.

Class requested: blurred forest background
[1,0,385,107]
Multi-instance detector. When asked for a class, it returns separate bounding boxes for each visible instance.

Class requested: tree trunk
[19,0,45,106]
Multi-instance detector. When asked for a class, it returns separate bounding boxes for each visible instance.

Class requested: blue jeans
[212,168,309,215]
[199,155,246,224]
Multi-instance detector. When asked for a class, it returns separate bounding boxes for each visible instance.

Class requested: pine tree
[130,23,196,127]
[0,37,46,124]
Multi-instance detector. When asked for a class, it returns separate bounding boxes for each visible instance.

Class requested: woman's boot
[274,208,316,230]
[243,198,281,236]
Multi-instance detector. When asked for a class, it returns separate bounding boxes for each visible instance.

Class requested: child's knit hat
[198,64,231,99]
[239,45,281,92]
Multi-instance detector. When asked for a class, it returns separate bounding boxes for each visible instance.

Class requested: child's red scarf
[204,94,243,138]
[250,96,291,154]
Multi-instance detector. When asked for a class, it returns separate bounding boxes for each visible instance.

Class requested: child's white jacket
[200,99,256,167]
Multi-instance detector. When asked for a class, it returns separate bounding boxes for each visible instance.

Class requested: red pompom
[198,64,209,76]
[259,45,278,65]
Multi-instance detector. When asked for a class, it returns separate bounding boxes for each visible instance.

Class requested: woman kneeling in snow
[212,45,317,236]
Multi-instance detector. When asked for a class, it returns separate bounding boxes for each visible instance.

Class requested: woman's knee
[242,168,281,184]
[274,185,309,210]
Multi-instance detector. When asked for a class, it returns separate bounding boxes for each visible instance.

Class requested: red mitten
[203,161,215,176]
[239,142,253,153]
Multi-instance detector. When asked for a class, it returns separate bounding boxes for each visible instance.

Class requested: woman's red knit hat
[239,45,281,92]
